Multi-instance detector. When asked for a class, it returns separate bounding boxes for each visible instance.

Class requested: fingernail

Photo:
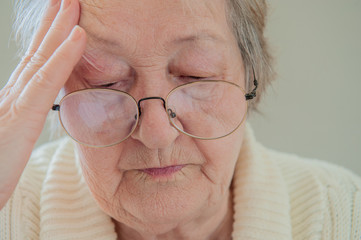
[61,0,71,9]
[70,26,83,41]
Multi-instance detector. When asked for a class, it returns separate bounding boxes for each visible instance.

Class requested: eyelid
[84,77,120,88]
[95,82,117,88]
[82,54,106,73]
[178,75,217,81]
[188,76,205,79]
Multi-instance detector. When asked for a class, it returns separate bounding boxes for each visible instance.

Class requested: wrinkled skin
[69,0,246,239]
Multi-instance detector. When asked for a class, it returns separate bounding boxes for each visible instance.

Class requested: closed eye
[177,75,207,83]
[97,82,117,88]
[183,76,204,80]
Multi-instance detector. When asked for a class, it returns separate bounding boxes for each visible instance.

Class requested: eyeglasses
[52,78,258,148]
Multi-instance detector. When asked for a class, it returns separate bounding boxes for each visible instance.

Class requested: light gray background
[1,0,360,175]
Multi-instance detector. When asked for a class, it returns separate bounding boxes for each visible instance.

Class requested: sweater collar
[231,124,292,239]
[39,139,118,240]
[39,124,292,239]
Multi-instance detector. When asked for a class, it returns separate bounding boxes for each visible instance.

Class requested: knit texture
[1,126,361,239]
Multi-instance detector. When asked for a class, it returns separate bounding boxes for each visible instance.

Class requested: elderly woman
[0,0,360,239]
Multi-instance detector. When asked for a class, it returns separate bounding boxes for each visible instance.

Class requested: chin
[113,196,204,236]
[101,166,213,234]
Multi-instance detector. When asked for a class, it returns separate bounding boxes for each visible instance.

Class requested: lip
[141,165,185,177]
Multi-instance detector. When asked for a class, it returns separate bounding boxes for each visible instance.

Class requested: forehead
[80,0,227,26]
[78,0,234,52]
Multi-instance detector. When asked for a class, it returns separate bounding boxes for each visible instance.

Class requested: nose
[131,97,179,149]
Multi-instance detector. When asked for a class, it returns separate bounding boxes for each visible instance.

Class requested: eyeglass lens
[58,81,247,147]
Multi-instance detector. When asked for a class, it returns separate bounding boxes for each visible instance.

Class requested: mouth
[141,165,185,177]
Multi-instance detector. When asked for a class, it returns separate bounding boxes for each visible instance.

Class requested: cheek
[196,124,244,186]
[75,144,124,200]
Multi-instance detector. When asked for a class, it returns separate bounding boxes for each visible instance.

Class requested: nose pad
[165,105,185,133]
[131,97,179,149]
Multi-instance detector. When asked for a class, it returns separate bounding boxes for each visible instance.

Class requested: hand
[0,0,86,209]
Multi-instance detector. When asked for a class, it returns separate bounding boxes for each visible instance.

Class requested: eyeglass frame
[51,69,258,147]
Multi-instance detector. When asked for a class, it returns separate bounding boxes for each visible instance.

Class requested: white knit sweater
[1,126,361,239]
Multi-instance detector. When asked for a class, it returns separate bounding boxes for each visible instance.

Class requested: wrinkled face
[65,0,246,233]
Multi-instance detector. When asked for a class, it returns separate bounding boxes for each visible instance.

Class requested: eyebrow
[172,32,226,45]
[85,29,226,48]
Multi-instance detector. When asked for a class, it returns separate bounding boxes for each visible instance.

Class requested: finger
[7,0,61,86]
[33,0,81,62]
[14,0,80,91]
[17,26,86,117]
[26,0,62,59]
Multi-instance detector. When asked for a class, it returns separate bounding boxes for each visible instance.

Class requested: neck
[114,190,233,240]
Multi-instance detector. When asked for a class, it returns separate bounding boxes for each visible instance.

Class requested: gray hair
[226,0,274,110]
[13,0,273,134]
[13,0,46,55]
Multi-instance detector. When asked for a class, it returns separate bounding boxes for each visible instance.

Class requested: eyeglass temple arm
[245,67,258,101]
